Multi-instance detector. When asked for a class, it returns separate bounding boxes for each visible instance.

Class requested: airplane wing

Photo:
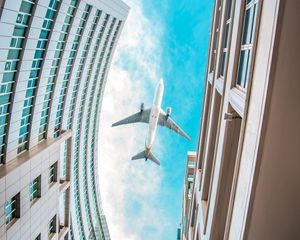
[158,111,191,141]
[112,109,151,127]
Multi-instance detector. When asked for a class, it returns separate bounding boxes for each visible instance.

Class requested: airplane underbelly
[146,130,155,148]
[146,107,159,148]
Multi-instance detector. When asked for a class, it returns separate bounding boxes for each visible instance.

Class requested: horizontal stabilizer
[148,151,160,166]
[131,151,145,160]
[131,150,160,166]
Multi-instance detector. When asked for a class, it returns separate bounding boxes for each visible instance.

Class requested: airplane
[112,78,191,166]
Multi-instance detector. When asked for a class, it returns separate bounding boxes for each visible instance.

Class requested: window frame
[30,175,41,202]
[49,162,58,184]
[235,0,259,91]
[209,0,223,74]
[218,0,235,80]
[48,215,57,236]
[5,193,20,226]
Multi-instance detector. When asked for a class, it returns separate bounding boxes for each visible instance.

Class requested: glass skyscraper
[0,0,129,239]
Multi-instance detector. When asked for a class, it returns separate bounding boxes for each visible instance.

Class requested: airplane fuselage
[112,77,190,165]
[146,79,164,153]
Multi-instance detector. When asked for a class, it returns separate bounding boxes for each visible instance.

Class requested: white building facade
[0,0,129,239]
[181,0,300,239]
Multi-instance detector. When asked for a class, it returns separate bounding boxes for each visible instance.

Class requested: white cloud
[98,1,167,239]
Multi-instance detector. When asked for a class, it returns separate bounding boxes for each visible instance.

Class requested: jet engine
[140,102,144,112]
[166,107,172,117]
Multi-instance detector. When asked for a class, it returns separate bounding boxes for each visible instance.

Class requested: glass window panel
[20,1,32,14]
[61,24,68,32]
[8,49,20,60]
[16,38,23,48]
[13,26,25,36]
[5,62,11,71]
[22,14,30,25]
[226,0,233,20]
[249,4,257,44]
[35,234,41,240]
[242,8,251,44]
[46,9,54,19]
[5,196,17,224]
[34,50,43,59]
[16,14,23,24]
[48,216,56,234]
[0,115,7,125]
[237,50,249,87]
[0,95,9,107]
[64,15,71,24]
[40,30,49,40]
[22,106,30,117]
[10,38,17,48]
[3,72,15,83]
[19,126,27,135]
[30,176,40,201]
[224,23,230,48]
[220,52,227,77]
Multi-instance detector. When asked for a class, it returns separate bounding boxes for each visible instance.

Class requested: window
[13,25,25,36]
[220,0,233,77]
[60,141,68,180]
[59,191,67,227]
[5,194,20,225]
[7,49,20,60]
[49,162,57,184]
[236,0,259,89]
[35,234,41,240]
[48,215,56,236]
[210,0,223,72]
[30,175,41,202]
[20,1,33,14]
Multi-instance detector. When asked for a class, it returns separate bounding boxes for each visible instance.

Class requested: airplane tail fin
[131,150,160,166]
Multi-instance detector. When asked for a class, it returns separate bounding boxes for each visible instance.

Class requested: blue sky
[98,0,213,239]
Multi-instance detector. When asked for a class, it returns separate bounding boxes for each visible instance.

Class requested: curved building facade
[0,0,129,239]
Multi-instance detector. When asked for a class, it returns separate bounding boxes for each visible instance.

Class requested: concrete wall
[0,131,71,240]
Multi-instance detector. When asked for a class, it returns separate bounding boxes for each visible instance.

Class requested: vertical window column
[53,4,91,138]
[0,0,36,162]
[86,19,121,234]
[220,0,233,77]
[38,0,78,141]
[60,140,68,181]
[71,9,103,238]
[59,189,69,230]
[18,0,59,153]
[66,13,109,129]
[210,0,223,73]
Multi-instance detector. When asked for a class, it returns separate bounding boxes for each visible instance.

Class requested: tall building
[180,0,300,239]
[180,152,196,240]
[0,0,129,239]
